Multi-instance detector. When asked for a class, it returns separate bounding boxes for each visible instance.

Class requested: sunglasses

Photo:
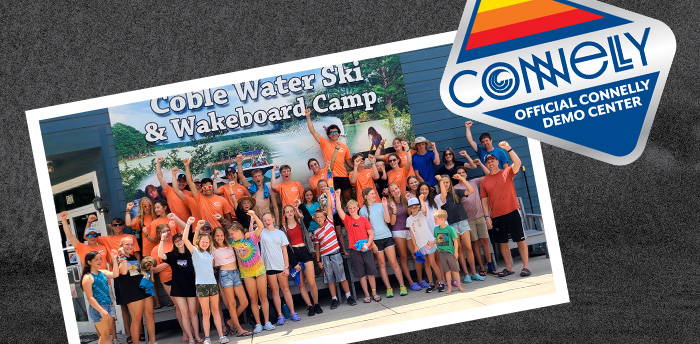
[389,159,398,163]
[328,130,340,135]
[86,233,99,238]
[202,185,214,190]
[111,223,124,227]
[445,153,454,156]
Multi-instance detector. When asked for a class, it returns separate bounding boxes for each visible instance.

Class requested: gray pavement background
[0,1,698,343]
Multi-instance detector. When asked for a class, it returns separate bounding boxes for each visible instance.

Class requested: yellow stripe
[477,0,533,13]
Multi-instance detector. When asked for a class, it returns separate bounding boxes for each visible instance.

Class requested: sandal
[497,268,515,277]
[126,336,133,344]
[372,294,382,302]
[479,268,487,276]
[363,296,372,303]
[236,328,252,337]
[520,268,532,277]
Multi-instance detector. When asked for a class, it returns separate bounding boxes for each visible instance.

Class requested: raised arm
[157,232,168,260]
[169,167,188,201]
[464,121,478,152]
[182,158,199,198]
[498,141,521,174]
[181,217,196,252]
[418,193,428,216]
[236,154,251,188]
[431,141,441,165]
[305,108,322,143]
[453,173,473,195]
[324,189,334,220]
[438,176,448,202]
[381,197,392,224]
[248,210,264,238]
[374,139,389,161]
[459,150,478,170]
[270,165,280,187]
[402,141,413,174]
[349,157,360,184]
[58,211,80,247]
[155,156,167,188]
[333,189,347,221]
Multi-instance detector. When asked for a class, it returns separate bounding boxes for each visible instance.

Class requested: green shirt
[433,225,457,254]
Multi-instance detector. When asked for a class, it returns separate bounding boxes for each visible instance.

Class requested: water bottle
[282,303,291,319]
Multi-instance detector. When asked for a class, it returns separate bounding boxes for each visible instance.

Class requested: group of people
[66,111,533,344]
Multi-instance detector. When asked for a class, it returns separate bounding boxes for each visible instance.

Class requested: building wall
[399,45,541,215]
[40,109,125,223]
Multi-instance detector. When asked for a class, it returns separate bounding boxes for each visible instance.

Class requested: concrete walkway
[146,255,554,344]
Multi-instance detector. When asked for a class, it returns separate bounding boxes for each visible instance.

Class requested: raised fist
[498,141,511,151]
[452,173,464,181]
[465,121,473,128]
[166,213,176,220]
[59,211,69,221]
[161,232,168,241]
[187,217,196,224]
[213,170,219,178]
[305,107,312,117]
[87,214,98,223]
[171,167,179,175]
[389,202,397,213]
[236,154,244,161]
[418,193,426,202]
[196,219,206,227]
[126,202,135,211]
[246,210,256,217]
[459,150,468,158]
[182,158,191,166]
[401,141,410,151]
[156,156,164,163]
[294,199,302,207]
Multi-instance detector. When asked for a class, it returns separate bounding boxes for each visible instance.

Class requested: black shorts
[373,237,395,251]
[266,270,283,275]
[491,210,526,244]
[163,280,172,286]
[333,213,343,227]
[350,249,377,277]
[289,245,313,266]
[333,176,352,191]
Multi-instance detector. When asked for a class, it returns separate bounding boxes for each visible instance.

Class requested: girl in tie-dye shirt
[227,211,272,333]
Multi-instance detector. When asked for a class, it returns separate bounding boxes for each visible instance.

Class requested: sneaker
[426,284,435,293]
[418,280,431,289]
[276,315,286,326]
[409,282,421,291]
[330,298,339,309]
[219,336,229,344]
[386,288,394,298]
[313,304,324,314]
[452,280,459,288]
[290,312,301,321]
[347,296,357,306]
[463,274,473,283]
[263,322,276,331]
[471,274,485,281]
[253,324,262,334]
[399,285,408,296]
[437,283,446,292]
[307,305,316,317]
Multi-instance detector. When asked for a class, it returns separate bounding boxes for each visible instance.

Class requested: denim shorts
[88,303,115,323]
[219,269,242,288]
[453,220,471,235]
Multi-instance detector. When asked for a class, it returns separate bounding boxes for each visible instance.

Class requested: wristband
[484,216,490,218]
[507,149,513,153]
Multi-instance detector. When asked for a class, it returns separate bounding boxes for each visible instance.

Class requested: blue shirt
[412,151,437,186]
[477,146,511,169]
[191,249,217,285]
[90,271,112,305]
[359,203,392,240]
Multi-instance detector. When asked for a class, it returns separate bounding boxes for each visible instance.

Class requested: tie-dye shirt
[229,233,266,278]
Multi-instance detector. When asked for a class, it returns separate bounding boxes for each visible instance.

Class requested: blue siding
[40,110,125,222]
[399,45,541,215]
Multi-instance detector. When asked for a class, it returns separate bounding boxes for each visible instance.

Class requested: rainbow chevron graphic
[457,0,630,63]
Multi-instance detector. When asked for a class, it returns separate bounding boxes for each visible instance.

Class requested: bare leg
[209,294,225,338]
[126,300,144,344]
[267,273,282,316]
[172,297,194,341]
[120,305,131,340]
[373,250,391,289]
[94,313,112,344]
[472,239,484,271]
[517,241,530,269]
[297,273,313,307]
[479,238,493,264]
[359,276,370,298]
[222,286,244,333]
[383,246,406,286]
[392,237,415,285]
[233,285,249,318]
[142,296,156,344]
[460,233,476,275]
[278,274,297,314]
[453,272,464,291]
[340,279,351,294]
[303,261,319,304]
[499,243,514,271]
[198,296,211,339]
[328,282,337,299]
[256,275,270,324]
[243,278,261,325]
[187,297,202,341]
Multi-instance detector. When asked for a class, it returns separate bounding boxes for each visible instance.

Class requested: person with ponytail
[281,203,320,315]
[82,250,119,344]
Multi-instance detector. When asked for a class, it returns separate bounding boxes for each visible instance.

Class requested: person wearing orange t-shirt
[94,216,141,261]
[306,158,326,197]
[270,165,304,208]
[479,141,530,278]
[183,157,233,229]
[59,212,109,270]
[125,197,155,249]
[384,141,413,194]
[305,108,353,203]
[349,153,379,205]
[141,200,171,258]
[214,162,250,216]
[155,157,192,221]
[170,167,202,224]
[374,137,416,178]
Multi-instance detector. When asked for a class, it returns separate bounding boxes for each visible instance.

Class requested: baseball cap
[484,154,498,161]
[177,173,186,181]
[407,197,420,207]
[222,166,236,179]
[85,227,100,237]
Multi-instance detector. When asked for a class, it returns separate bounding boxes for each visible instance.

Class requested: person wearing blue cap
[406,195,442,293]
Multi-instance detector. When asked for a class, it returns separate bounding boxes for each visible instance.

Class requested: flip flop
[479,268,487,276]
[497,268,515,277]
[372,294,382,302]
[236,329,252,337]
[520,268,532,277]
[363,297,372,303]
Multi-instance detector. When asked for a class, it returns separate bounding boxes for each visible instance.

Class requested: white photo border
[27,31,569,344]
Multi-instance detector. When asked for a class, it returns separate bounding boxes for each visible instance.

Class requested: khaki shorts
[468,217,489,241]
[438,251,460,273]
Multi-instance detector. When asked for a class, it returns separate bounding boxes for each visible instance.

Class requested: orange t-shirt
[162,184,191,221]
[350,168,377,205]
[272,181,304,207]
[97,234,141,259]
[397,150,416,177]
[130,214,153,233]
[151,241,174,283]
[479,167,520,218]
[74,242,109,270]
[142,217,169,258]
[195,193,233,228]
[184,195,201,221]
[217,183,250,209]
[319,137,351,177]
[387,168,410,193]
[308,171,326,197]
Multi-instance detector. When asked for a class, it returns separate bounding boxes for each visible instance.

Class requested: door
[52,172,112,334]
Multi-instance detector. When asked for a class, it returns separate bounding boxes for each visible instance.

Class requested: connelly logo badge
[440,0,676,165]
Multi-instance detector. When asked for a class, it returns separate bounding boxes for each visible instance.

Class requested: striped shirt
[311,217,340,256]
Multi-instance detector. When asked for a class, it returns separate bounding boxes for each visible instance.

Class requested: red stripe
[466,9,603,50]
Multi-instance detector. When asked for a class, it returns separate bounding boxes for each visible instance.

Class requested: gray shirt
[260,228,289,271]
[191,249,216,285]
